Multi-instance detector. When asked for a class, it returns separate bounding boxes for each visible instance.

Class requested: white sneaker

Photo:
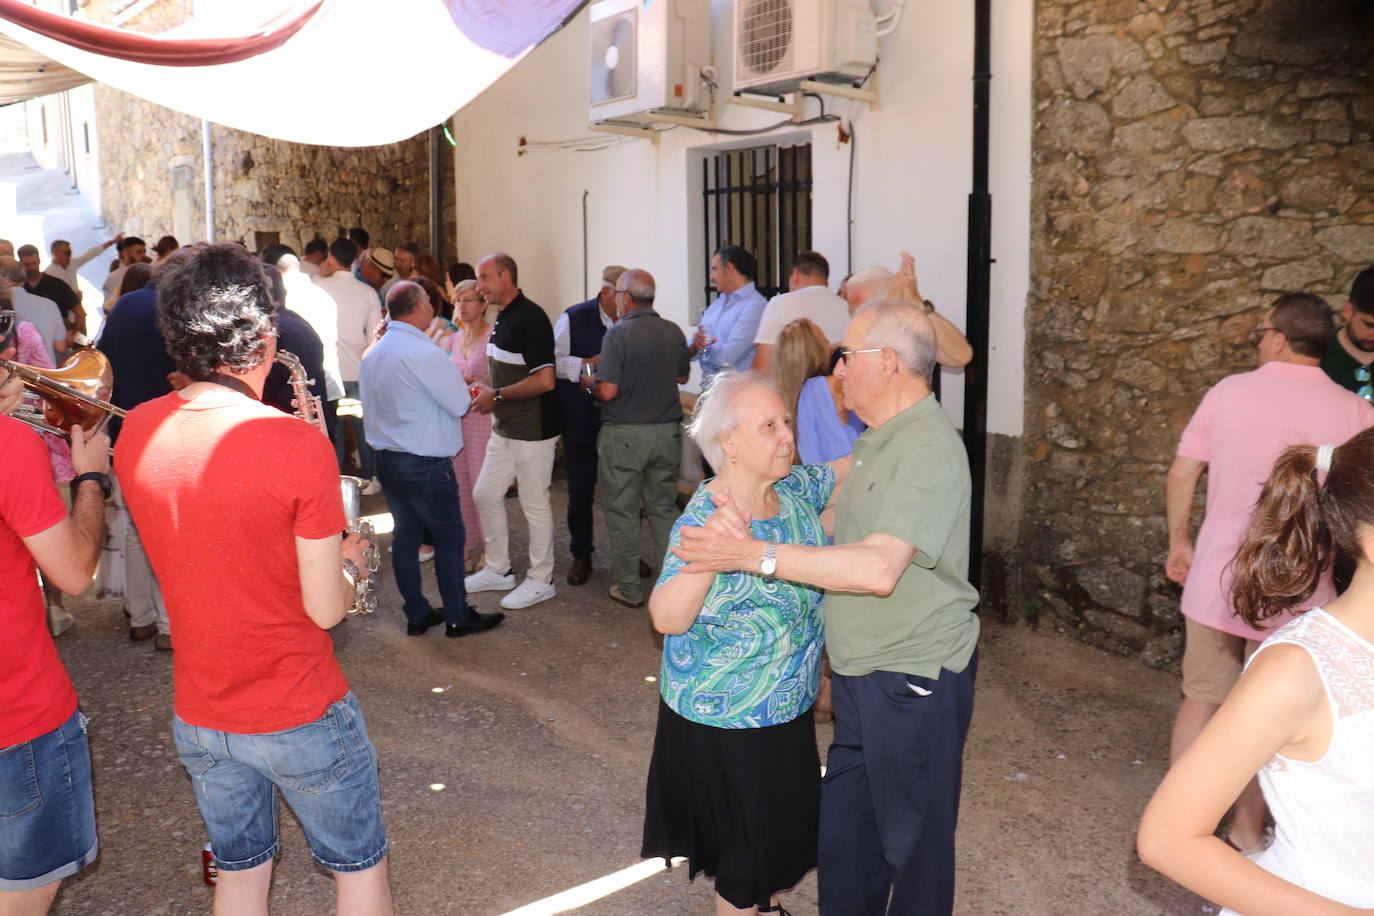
[361,477,382,496]
[500,577,556,609]
[418,546,435,563]
[465,567,516,593]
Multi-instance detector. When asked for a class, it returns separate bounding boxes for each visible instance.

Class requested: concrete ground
[42,473,1206,916]
[0,130,1207,915]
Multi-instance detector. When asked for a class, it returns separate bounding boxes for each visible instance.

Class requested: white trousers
[111,473,170,634]
[472,432,559,583]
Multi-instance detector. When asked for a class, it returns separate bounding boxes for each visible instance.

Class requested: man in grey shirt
[590,268,690,607]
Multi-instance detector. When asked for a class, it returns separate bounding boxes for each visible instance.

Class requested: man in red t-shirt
[0,335,108,913]
[113,244,391,914]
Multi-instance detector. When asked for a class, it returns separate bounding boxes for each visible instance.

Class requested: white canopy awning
[0,0,586,146]
[0,31,90,106]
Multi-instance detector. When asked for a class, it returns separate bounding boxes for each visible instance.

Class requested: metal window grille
[701,142,812,319]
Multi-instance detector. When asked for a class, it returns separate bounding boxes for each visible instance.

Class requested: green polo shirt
[825,395,980,678]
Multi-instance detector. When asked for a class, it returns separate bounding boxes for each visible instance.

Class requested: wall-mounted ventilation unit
[588,0,711,124]
[733,0,877,95]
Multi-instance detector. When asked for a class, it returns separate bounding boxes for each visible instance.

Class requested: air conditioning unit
[733,0,877,95]
[588,0,711,124]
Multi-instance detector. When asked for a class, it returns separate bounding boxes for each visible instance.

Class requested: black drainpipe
[962,0,992,590]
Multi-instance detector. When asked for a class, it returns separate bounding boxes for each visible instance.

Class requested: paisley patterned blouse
[657,463,834,728]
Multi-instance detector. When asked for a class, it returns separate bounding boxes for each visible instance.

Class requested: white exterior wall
[24,84,102,214]
[453,0,1030,436]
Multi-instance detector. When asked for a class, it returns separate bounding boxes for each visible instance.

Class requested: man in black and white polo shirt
[467,253,563,609]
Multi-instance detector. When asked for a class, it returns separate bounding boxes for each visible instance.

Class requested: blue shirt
[656,464,835,728]
[695,281,767,385]
[358,321,469,457]
[796,375,866,464]
[97,281,175,444]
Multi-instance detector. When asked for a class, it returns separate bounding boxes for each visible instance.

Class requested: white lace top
[1220,608,1374,916]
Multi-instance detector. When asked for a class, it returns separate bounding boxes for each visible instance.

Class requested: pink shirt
[1178,361,1372,638]
[450,324,492,382]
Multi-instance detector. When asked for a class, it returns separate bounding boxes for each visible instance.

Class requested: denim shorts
[172,692,387,873]
[0,709,98,891]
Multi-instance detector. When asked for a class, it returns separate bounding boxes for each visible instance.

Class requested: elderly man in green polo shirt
[675,298,979,916]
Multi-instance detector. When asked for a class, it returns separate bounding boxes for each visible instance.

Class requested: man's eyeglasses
[839,347,884,364]
[1249,325,1281,345]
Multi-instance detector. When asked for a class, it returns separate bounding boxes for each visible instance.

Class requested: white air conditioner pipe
[874,0,905,37]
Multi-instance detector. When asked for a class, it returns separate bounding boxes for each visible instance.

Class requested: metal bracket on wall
[643,106,719,131]
[729,92,806,120]
[799,73,880,112]
[587,120,660,144]
[730,70,881,120]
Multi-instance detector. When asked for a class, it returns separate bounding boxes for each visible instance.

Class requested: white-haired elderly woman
[641,370,850,916]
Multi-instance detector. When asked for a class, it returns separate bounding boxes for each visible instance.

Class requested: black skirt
[641,699,820,909]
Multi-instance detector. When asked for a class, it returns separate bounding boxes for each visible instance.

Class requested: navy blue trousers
[373,450,472,626]
[818,652,978,916]
[562,403,601,559]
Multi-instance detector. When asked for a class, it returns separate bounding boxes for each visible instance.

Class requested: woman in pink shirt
[449,280,492,573]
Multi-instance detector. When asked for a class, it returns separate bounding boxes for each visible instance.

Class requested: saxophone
[275,350,379,614]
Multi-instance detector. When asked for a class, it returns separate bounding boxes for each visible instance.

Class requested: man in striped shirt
[467,253,562,610]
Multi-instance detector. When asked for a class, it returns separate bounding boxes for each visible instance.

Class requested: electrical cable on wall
[518,134,633,154]
[702,113,838,136]
[846,118,857,278]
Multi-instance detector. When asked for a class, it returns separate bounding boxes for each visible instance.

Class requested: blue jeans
[334,380,374,478]
[172,692,387,873]
[373,449,473,625]
[0,709,98,891]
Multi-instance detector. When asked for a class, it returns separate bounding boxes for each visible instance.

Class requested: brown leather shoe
[129,623,157,641]
[639,559,654,578]
[567,555,592,586]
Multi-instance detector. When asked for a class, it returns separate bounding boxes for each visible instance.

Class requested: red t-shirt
[114,389,349,733]
[0,417,77,747]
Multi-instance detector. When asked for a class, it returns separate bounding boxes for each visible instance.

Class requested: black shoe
[406,610,445,636]
[567,554,592,586]
[445,611,506,637]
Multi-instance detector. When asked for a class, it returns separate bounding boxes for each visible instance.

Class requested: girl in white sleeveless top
[1139,434,1374,916]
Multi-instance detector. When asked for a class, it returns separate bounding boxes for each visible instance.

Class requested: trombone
[0,310,124,449]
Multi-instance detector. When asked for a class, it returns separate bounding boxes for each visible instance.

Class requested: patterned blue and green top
[657,463,835,729]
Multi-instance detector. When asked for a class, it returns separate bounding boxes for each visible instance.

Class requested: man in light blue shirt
[690,245,768,388]
[359,281,504,638]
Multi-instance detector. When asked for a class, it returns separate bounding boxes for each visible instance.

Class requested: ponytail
[1230,445,1333,627]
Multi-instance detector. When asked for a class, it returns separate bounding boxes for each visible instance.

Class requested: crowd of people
[1,219,1372,916]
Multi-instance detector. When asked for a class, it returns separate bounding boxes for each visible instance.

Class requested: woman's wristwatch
[759,542,778,577]
[493,387,504,406]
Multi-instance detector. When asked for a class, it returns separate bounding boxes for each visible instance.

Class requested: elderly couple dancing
[642,298,980,916]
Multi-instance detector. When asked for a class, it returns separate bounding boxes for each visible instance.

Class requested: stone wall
[1022,0,1374,665]
[88,0,453,258]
